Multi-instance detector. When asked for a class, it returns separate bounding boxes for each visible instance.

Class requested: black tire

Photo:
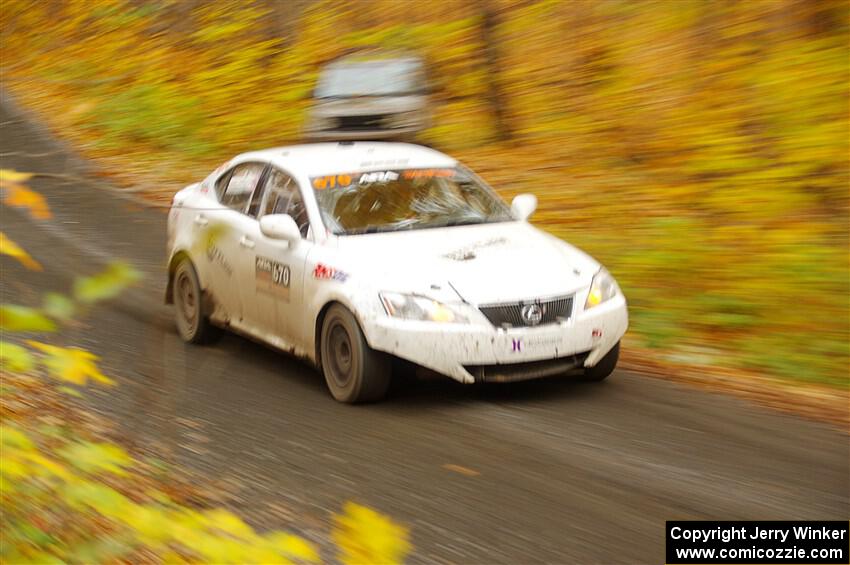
[320,304,390,403]
[172,259,219,344]
[583,341,620,382]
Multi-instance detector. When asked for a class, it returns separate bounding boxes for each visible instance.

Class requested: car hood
[332,222,599,304]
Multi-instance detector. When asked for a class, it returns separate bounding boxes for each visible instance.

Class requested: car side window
[220,163,265,213]
[260,168,310,238]
[214,170,232,200]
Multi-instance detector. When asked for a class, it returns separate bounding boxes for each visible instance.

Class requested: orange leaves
[0,169,51,220]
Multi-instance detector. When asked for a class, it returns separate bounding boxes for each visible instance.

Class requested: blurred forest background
[1,0,847,388]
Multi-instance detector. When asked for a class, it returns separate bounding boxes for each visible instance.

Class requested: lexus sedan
[166,142,628,403]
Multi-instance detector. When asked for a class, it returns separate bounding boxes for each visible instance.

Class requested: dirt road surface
[2,99,847,564]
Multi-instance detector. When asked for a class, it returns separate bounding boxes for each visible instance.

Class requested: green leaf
[68,536,133,564]
[58,441,132,476]
[0,341,35,372]
[193,222,230,255]
[0,304,57,332]
[1,425,35,450]
[64,480,130,518]
[42,292,76,322]
[73,262,142,304]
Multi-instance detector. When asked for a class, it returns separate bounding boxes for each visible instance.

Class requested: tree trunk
[478,0,513,142]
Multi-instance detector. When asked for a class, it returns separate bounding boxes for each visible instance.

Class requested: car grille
[464,351,591,383]
[478,295,574,328]
[335,114,387,131]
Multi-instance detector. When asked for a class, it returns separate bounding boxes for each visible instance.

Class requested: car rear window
[315,59,424,98]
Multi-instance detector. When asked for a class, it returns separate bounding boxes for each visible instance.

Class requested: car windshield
[315,60,423,98]
[311,167,513,235]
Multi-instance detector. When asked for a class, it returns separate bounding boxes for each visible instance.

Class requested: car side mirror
[511,194,537,221]
[260,214,301,242]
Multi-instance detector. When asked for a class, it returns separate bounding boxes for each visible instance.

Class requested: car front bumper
[364,295,628,384]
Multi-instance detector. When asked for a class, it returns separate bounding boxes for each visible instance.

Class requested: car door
[204,161,267,326]
[241,167,313,345]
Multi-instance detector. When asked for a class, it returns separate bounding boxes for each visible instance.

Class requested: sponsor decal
[311,168,459,191]
[358,170,398,184]
[443,237,508,262]
[206,244,233,276]
[510,335,561,352]
[402,168,454,179]
[312,263,348,282]
[255,256,290,300]
[359,159,410,168]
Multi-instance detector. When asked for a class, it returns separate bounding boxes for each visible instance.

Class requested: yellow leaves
[1,426,74,482]
[1,404,406,564]
[58,441,133,476]
[0,341,35,372]
[42,292,75,322]
[0,232,42,270]
[265,533,320,563]
[0,169,51,220]
[0,304,57,332]
[0,169,33,183]
[333,502,411,565]
[73,262,141,304]
[1,425,35,451]
[119,505,172,545]
[26,341,115,386]
[204,508,255,538]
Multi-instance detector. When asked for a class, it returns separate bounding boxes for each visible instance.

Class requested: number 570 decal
[256,256,291,301]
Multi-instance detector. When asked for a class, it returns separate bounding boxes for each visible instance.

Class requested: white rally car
[166,142,628,403]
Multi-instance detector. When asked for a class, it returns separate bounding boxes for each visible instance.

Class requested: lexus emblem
[521,303,544,326]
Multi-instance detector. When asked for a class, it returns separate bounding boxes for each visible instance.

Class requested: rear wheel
[320,304,390,403]
[583,341,619,381]
[173,259,218,344]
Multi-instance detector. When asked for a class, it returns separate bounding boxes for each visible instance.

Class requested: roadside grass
[1,0,847,389]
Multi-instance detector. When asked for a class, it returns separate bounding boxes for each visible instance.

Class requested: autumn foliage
[0,0,847,387]
[0,171,410,563]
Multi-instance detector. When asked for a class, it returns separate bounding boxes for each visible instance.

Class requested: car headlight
[380,292,469,323]
[584,268,621,310]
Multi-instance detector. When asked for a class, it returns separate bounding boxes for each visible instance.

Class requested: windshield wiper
[443,217,491,227]
[416,217,493,229]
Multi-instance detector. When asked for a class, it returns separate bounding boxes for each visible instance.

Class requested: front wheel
[583,342,619,382]
[320,304,390,403]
